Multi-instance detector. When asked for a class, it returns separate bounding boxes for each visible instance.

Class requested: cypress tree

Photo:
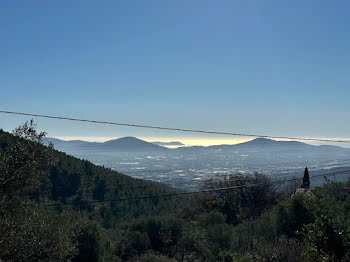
[302,167,310,189]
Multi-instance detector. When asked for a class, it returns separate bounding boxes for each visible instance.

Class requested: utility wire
[1,110,350,143]
[44,169,350,206]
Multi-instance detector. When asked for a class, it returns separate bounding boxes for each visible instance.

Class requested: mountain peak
[237,137,310,147]
[114,136,143,142]
[102,137,165,150]
[242,137,276,145]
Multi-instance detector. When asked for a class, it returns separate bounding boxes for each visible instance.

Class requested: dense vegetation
[1,121,349,261]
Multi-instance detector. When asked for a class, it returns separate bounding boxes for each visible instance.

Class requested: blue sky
[1,0,350,144]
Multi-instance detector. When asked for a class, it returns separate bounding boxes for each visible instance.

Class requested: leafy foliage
[302,184,350,261]
[200,173,281,223]
[1,121,349,261]
[0,122,79,261]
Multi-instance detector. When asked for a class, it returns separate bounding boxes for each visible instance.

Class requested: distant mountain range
[45,136,349,155]
[44,136,166,151]
[43,136,350,188]
[176,137,349,157]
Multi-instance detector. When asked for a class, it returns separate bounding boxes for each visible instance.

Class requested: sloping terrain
[1,130,179,226]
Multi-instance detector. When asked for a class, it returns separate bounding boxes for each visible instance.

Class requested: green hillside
[0,128,181,227]
[1,122,349,262]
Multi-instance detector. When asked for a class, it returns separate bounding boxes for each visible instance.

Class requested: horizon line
[50,135,350,148]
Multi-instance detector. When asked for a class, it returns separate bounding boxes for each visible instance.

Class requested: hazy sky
[1,0,350,144]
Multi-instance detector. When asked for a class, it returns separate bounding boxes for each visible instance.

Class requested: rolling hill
[44,136,166,151]
[1,130,179,226]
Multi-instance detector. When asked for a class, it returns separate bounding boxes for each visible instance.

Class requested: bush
[201,173,280,222]
[129,216,183,254]
[175,225,212,262]
[301,185,350,261]
[138,252,175,262]
[0,202,80,262]
[252,237,305,262]
[275,195,314,238]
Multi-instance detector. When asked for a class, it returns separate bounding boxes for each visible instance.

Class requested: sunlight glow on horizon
[53,136,251,147]
[51,136,350,148]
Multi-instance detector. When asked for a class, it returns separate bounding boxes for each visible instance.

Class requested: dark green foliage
[0,127,56,204]
[1,122,350,262]
[127,231,151,254]
[0,127,181,224]
[302,167,310,189]
[46,153,180,223]
[93,178,107,201]
[249,237,305,262]
[301,184,350,261]
[200,211,227,226]
[199,212,234,255]
[72,224,102,262]
[0,122,79,262]
[229,186,350,261]
[129,216,183,254]
[51,167,81,200]
[200,173,280,223]
[0,123,179,261]
[175,225,211,261]
[137,252,175,262]
[276,195,314,238]
[0,201,80,262]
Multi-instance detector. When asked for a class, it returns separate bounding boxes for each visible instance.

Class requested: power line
[44,169,350,206]
[1,110,350,143]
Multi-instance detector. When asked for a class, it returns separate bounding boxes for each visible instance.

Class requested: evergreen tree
[302,167,310,189]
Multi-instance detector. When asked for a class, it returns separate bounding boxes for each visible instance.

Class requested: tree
[301,167,310,189]
[302,185,350,261]
[199,173,279,223]
[138,252,175,262]
[275,195,314,238]
[0,120,80,261]
[72,223,102,262]
[12,119,47,143]
[0,120,56,204]
[93,178,107,201]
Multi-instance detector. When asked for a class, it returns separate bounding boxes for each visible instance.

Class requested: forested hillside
[0,127,181,224]
[1,122,349,262]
